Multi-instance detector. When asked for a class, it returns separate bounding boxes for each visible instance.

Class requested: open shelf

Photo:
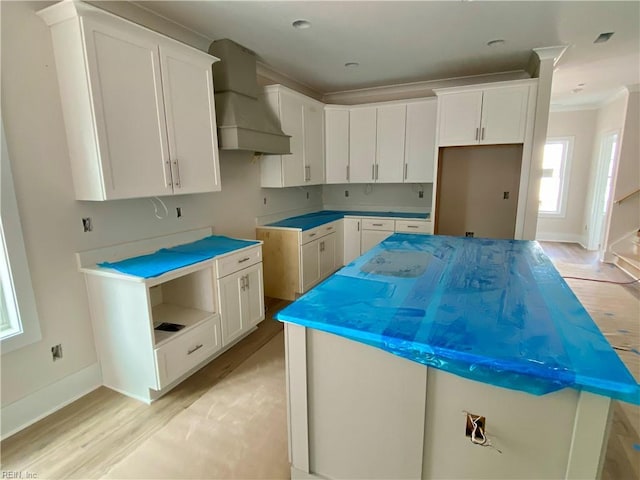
[152,303,215,346]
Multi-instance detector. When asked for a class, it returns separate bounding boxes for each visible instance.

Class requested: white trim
[538,136,574,218]
[533,45,569,66]
[257,62,323,101]
[535,232,587,247]
[1,363,102,440]
[0,119,41,354]
[625,84,640,94]
[549,103,600,113]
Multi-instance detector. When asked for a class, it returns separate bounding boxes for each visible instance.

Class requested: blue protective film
[98,235,260,278]
[266,210,429,230]
[276,234,640,404]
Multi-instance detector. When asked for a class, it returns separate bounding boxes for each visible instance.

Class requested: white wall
[0,0,320,434]
[323,184,431,213]
[606,89,639,255]
[536,109,598,245]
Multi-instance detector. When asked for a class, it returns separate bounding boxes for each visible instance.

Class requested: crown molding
[533,45,569,66]
[256,62,323,101]
[323,70,530,105]
[549,103,600,113]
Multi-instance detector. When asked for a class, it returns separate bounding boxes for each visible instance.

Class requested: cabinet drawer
[154,316,220,389]
[301,222,337,245]
[216,245,262,278]
[362,218,395,231]
[395,220,432,234]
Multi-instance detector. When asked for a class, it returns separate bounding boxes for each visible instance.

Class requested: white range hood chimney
[208,39,290,155]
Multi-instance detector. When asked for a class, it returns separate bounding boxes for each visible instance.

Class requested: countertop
[261,210,430,231]
[276,233,640,404]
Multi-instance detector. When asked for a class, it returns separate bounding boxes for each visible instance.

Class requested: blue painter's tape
[633,444,640,451]
[98,235,259,278]
[266,210,429,230]
[276,234,640,404]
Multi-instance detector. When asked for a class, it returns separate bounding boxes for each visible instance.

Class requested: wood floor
[1,244,639,479]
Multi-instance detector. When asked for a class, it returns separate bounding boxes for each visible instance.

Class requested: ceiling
[134,1,640,108]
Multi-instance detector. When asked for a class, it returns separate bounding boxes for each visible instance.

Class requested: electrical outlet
[306,192,309,199]
[176,207,182,218]
[418,191,424,198]
[263,197,267,205]
[82,217,92,232]
[345,190,349,197]
[465,232,474,237]
[503,191,510,199]
[51,344,63,361]
[465,412,486,438]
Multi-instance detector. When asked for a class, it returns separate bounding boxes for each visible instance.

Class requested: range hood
[208,39,290,155]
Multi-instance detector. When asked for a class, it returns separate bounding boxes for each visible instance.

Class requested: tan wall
[435,145,523,239]
[535,109,598,244]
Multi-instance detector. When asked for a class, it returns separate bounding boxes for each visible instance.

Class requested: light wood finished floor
[2,245,639,479]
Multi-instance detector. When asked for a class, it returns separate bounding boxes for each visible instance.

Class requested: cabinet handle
[309,233,316,237]
[165,160,172,187]
[238,257,251,263]
[375,164,379,180]
[357,221,360,232]
[371,164,375,180]
[346,165,350,181]
[407,225,418,229]
[475,128,479,141]
[326,226,334,231]
[240,276,246,291]
[404,164,408,180]
[481,127,485,140]
[372,223,383,227]
[305,165,311,181]
[320,241,324,252]
[173,160,181,188]
[187,344,203,355]
[245,274,250,290]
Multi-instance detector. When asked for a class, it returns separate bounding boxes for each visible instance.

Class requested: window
[538,137,573,217]
[1,118,41,353]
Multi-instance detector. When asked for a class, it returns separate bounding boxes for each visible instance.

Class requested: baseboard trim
[535,233,587,248]
[1,363,102,440]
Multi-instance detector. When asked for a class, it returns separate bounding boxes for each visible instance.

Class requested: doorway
[587,130,619,255]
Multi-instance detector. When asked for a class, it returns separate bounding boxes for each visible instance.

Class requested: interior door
[435,145,523,239]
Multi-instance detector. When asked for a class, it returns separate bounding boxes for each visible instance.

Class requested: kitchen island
[276,234,640,479]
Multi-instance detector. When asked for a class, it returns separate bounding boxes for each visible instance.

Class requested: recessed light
[292,19,311,29]
[487,39,505,47]
[594,32,614,43]
[345,62,359,68]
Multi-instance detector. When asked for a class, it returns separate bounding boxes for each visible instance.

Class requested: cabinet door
[349,107,377,183]
[303,101,325,184]
[218,270,245,345]
[301,240,320,292]
[376,105,405,183]
[159,43,221,194]
[319,233,337,279]
[280,90,306,186]
[404,101,437,183]
[82,18,172,199]
[244,264,265,328]
[361,230,394,254]
[343,218,362,265]
[437,91,483,147]
[325,108,350,183]
[480,86,530,144]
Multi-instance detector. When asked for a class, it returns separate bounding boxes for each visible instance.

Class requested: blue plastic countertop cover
[276,234,640,404]
[98,235,260,278]
[266,210,429,230]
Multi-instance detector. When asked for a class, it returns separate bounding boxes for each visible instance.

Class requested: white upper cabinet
[376,104,406,183]
[436,83,531,147]
[260,85,325,187]
[38,1,221,200]
[404,100,437,183]
[349,107,378,183]
[325,107,350,184]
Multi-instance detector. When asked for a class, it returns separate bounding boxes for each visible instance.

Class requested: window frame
[538,136,574,218]
[1,118,41,354]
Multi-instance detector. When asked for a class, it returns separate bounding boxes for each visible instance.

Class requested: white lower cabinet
[216,253,265,346]
[80,237,264,403]
[301,232,337,292]
[343,218,362,265]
